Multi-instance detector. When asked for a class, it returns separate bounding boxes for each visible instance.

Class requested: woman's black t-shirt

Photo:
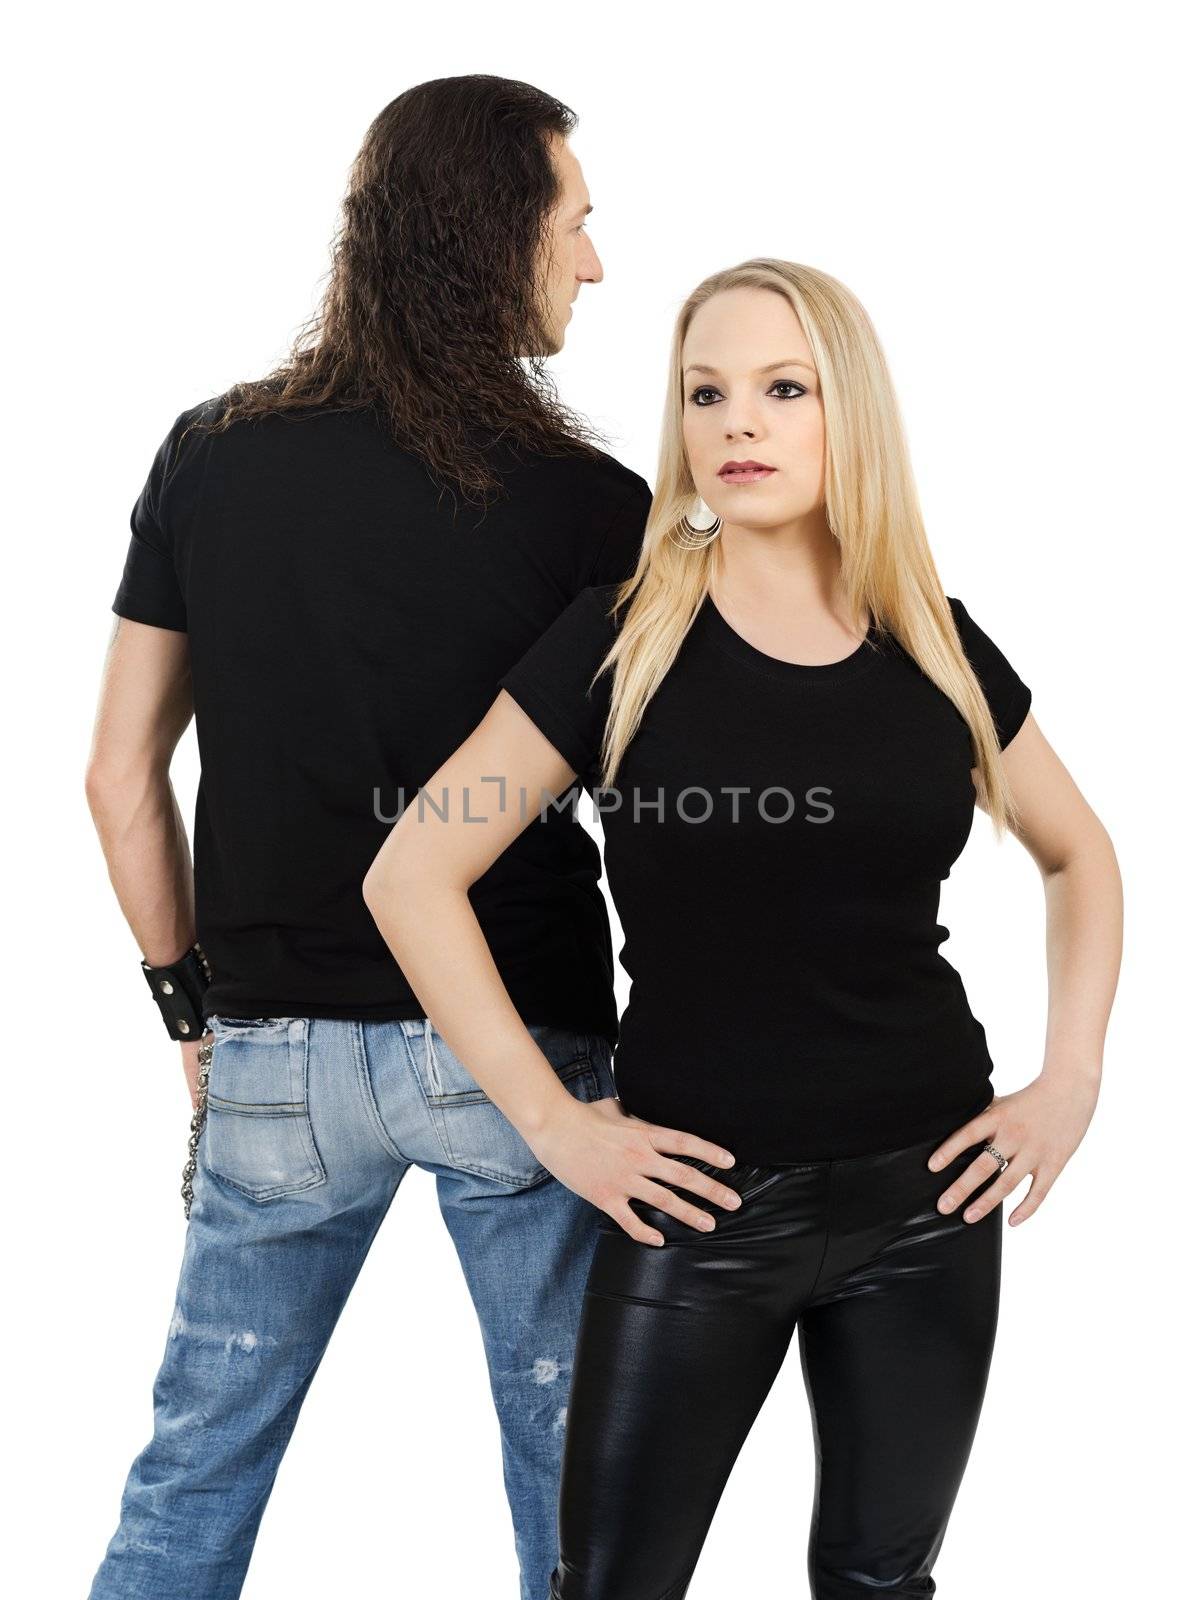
[499,584,1032,1162]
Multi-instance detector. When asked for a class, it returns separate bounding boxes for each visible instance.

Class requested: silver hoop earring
[669,500,723,551]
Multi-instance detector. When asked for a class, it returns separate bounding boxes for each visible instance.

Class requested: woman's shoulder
[943,593,1032,748]
[944,593,1016,657]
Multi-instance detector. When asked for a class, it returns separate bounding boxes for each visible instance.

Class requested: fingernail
[964,1208,980,1222]
[700,1215,715,1230]
[937,1196,953,1212]
[651,1234,664,1246]
[720,1152,736,1166]
[928,1155,942,1170]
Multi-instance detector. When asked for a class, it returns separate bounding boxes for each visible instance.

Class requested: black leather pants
[550,1132,1003,1599]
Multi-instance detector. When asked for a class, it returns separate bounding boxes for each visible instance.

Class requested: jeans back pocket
[202,1016,327,1201]
[406,1020,605,1189]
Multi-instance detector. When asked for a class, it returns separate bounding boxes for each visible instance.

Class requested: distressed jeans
[88,1013,617,1600]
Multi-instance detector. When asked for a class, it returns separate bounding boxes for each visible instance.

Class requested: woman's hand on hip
[526,1095,744,1246]
[926,1068,1101,1227]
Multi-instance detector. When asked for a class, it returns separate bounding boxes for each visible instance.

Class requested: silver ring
[983,1142,1009,1173]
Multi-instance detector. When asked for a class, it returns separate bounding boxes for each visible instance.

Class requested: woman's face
[680,286,826,531]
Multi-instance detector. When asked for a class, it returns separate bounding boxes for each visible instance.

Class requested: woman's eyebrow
[684,359,817,377]
[761,359,817,376]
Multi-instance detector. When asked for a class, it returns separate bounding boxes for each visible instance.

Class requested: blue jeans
[88,1013,617,1600]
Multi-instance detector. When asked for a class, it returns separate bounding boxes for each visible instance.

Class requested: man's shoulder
[142,394,226,506]
[178,393,227,427]
[164,392,229,448]
[152,398,391,500]
[561,445,649,499]
[576,581,634,631]
[166,394,372,447]
[498,441,651,517]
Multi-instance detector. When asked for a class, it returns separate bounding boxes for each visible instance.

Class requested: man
[85,75,650,1600]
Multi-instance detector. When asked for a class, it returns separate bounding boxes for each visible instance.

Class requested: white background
[5,3,1196,1595]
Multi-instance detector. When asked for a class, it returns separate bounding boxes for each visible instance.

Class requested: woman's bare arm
[362,688,744,1245]
[928,713,1122,1225]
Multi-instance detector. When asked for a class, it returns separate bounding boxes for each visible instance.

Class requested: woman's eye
[770,380,807,398]
[689,387,722,406]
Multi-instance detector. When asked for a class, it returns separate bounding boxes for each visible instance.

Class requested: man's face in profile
[530,134,603,355]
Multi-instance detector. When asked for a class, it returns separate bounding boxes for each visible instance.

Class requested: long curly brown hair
[193,76,606,506]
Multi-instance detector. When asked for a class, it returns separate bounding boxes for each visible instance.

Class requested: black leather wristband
[141,943,212,1041]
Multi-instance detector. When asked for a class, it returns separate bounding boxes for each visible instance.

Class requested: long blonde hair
[593,258,1021,834]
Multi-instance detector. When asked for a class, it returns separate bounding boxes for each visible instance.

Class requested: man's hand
[180,1039,205,1109]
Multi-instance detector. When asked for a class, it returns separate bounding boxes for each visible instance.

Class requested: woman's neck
[710,524,870,656]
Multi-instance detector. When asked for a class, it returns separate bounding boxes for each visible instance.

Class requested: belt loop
[424,1016,443,1096]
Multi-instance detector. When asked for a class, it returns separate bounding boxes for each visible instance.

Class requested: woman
[363,259,1121,1597]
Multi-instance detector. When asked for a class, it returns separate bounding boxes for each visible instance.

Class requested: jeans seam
[423,1057,591,1107]
[423,1017,444,1096]
[351,1021,410,1167]
[397,1025,467,1170]
[201,1162,327,1204]
[205,1097,306,1115]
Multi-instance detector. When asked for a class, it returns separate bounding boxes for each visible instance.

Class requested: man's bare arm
[85,615,201,1094]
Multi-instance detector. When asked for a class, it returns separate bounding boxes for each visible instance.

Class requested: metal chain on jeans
[181,1034,213,1221]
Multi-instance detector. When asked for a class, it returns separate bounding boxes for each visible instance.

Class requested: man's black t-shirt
[112,400,652,1036]
[499,584,1033,1162]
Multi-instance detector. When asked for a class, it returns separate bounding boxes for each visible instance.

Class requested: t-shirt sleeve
[112,410,202,632]
[585,476,652,588]
[948,595,1033,750]
[498,586,621,781]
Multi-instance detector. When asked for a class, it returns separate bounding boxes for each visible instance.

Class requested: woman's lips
[718,465,777,484]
